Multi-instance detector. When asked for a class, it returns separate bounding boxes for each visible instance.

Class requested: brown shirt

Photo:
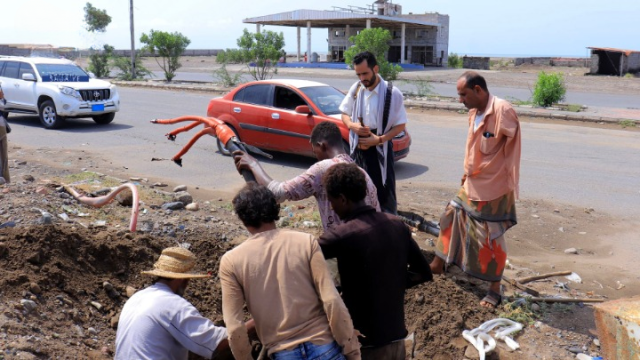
[219,229,361,360]
[463,95,521,201]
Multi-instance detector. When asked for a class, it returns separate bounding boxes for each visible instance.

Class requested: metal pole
[307,21,311,64]
[130,0,136,79]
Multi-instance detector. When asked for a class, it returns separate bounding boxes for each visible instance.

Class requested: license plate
[91,104,105,112]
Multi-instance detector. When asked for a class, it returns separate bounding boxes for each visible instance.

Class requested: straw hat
[141,247,210,279]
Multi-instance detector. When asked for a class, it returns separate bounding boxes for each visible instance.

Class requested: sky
[1,0,639,57]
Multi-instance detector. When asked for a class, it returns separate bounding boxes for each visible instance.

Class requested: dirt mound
[0,224,237,359]
[406,276,495,359]
[0,221,500,359]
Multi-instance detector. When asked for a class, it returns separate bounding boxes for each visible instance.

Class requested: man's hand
[231,150,273,186]
[460,173,467,186]
[232,150,258,173]
[358,134,381,149]
[349,122,372,137]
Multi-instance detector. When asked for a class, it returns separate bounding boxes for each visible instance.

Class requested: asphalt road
[152,71,640,109]
[6,87,640,218]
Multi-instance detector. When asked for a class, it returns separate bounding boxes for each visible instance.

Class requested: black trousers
[353,141,397,215]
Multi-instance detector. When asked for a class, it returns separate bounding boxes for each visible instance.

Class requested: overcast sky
[2,0,638,57]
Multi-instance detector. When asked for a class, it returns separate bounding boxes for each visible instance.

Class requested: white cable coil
[462,318,523,360]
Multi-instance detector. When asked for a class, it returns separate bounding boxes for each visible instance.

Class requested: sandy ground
[0,136,625,359]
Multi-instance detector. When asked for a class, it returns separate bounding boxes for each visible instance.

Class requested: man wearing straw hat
[220,182,361,360]
[115,246,231,359]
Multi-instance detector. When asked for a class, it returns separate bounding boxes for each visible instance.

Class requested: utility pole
[129,0,136,79]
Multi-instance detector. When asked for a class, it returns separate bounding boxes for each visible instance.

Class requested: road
[151,70,640,109]
[6,86,640,218]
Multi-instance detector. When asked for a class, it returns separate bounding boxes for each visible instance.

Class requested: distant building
[588,47,640,76]
[243,0,449,67]
[0,44,56,57]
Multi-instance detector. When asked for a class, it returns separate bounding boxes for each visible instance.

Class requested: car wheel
[39,100,64,129]
[216,125,240,156]
[92,112,115,125]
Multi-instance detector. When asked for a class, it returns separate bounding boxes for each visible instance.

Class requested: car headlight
[58,86,82,100]
[110,86,118,99]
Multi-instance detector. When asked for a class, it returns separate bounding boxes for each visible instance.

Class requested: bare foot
[480,282,502,308]
[429,257,445,275]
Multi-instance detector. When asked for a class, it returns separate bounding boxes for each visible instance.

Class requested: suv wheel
[92,113,115,125]
[39,100,64,129]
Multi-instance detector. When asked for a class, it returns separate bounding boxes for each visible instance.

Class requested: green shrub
[87,44,114,78]
[343,28,403,80]
[213,63,244,87]
[402,76,434,97]
[448,53,462,68]
[216,49,243,64]
[112,54,152,81]
[532,71,566,107]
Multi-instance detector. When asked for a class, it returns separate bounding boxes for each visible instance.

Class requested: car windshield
[298,86,345,115]
[35,64,90,82]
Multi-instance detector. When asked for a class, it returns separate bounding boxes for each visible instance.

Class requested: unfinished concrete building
[588,47,640,76]
[243,0,449,67]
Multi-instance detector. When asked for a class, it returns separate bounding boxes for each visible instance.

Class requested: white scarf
[348,75,393,185]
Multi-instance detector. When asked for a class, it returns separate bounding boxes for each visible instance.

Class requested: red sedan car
[207,79,411,160]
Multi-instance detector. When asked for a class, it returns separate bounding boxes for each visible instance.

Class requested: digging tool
[501,275,540,297]
[515,271,573,284]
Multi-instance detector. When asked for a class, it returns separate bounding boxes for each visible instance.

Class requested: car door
[14,63,38,109]
[265,85,317,156]
[0,61,24,110]
[231,84,273,148]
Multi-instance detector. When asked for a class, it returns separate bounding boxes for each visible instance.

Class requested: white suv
[0,56,120,129]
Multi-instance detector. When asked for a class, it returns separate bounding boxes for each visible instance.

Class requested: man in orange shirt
[430,71,521,308]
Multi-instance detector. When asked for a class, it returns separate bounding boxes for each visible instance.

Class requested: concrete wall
[463,56,490,70]
[515,57,589,67]
[0,46,222,59]
[590,54,599,73]
[627,53,640,73]
[550,58,589,67]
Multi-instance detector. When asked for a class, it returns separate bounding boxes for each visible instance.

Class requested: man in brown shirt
[430,71,521,308]
[220,182,361,360]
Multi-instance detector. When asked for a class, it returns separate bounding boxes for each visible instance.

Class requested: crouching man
[115,246,247,359]
[220,182,361,360]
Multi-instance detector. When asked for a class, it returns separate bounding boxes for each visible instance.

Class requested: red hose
[152,116,237,160]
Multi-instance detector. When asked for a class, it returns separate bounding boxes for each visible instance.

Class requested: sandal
[480,289,502,308]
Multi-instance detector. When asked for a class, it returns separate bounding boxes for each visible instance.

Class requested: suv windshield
[298,86,345,115]
[35,64,89,82]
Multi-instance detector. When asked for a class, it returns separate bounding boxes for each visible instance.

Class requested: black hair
[459,71,489,92]
[323,163,367,203]
[232,182,280,228]
[353,51,378,69]
[310,121,343,148]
